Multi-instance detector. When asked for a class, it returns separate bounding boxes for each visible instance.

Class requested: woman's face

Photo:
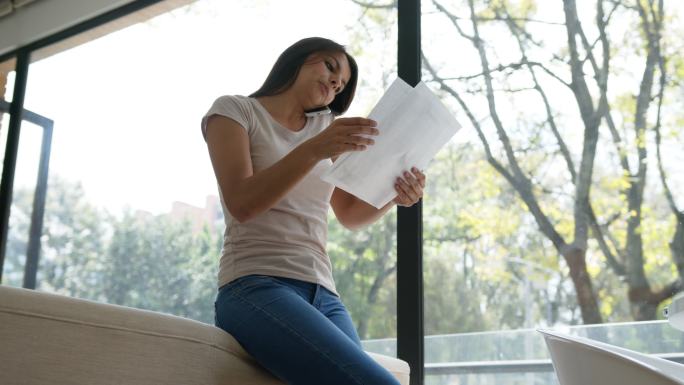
[295,51,351,109]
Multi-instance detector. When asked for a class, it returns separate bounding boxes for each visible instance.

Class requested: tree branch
[588,206,626,276]
[651,6,684,286]
[432,0,475,42]
[439,14,566,26]
[503,2,629,278]
[563,0,601,249]
[469,0,567,252]
[349,0,396,9]
[654,37,679,216]
[422,55,513,183]
[651,279,684,305]
[502,8,577,183]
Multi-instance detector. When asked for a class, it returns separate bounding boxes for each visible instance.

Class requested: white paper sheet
[321,78,461,208]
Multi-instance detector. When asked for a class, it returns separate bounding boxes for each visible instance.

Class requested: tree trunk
[628,287,658,321]
[671,214,684,281]
[625,190,654,320]
[563,247,602,323]
[625,213,682,321]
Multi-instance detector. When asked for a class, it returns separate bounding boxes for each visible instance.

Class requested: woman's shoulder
[212,94,252,107]
[202,94,258,138]
[207,94,258,117]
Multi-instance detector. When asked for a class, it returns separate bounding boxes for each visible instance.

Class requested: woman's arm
[330,188,395,231]
[206,115,377,223]
[206,115,320,223]
[331,167,426,231]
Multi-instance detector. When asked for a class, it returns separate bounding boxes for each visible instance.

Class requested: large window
[415,0,684,383]
[2,0,399,349]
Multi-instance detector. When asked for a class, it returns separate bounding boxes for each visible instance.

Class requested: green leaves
[6,176,221,324]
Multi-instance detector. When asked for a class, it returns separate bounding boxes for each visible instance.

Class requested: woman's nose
[329,76,341,91]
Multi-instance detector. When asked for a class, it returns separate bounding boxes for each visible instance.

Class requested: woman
[202,37,425,385]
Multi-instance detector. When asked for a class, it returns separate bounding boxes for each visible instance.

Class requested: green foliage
[5,176,221,324]
[328,209,398,339]
[483,0,537,21]
[6,177,107,298]
[350,0,684,326]
[673,54,684,80]
[103,211,218,323]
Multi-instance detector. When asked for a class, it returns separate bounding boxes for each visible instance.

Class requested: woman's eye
[325,61,334,71]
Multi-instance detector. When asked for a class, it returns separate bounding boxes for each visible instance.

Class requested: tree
[352,0,684,324]
[103,210,219,324]
[329,139,583,337]
[5,176,221,324]
[5,177,108,298]
[329,210,399,339]
[423,143,579,330]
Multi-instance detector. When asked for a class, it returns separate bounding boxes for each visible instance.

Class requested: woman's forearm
[342,198,396,230]
[232,143,319,222]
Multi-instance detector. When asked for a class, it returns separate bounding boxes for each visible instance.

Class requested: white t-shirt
[201,95,338,295]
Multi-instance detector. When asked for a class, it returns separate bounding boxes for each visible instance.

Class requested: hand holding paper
[321,78,461,208]
[392,167,427,207]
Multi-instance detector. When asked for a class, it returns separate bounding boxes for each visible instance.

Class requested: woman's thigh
[215,275,399,385]
[315,287,362,348]
[269,276,362,347]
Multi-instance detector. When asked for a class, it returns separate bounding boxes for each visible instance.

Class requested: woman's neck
[256,92,307,131]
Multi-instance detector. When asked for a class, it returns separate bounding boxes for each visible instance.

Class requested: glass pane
[21,0,398,348]
[4,120,43,288]
[418,0,684,384]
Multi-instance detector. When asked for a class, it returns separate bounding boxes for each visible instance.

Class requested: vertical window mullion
[396,0,423,384]
[0,49,30,282]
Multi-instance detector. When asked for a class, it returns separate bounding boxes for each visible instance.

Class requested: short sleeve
[200,95,252,141]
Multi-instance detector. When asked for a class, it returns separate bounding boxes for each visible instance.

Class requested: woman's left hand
[392,167,426,207]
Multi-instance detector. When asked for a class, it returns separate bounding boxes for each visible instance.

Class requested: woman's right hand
[303,117,379,160]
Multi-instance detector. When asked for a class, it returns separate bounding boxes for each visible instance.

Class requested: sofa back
[0,285,409,385]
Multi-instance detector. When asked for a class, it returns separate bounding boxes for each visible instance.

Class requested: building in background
[169,195,221,234]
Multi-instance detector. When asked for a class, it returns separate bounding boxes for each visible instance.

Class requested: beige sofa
[0,285,410,385]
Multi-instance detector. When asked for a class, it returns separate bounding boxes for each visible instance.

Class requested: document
[321,78,461,208]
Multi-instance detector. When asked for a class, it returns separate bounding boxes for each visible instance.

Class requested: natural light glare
[19,0,384,215]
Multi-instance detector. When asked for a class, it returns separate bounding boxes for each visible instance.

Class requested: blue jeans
[214,274,400,385]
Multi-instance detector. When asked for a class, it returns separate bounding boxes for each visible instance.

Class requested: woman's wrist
[297,139,323,162]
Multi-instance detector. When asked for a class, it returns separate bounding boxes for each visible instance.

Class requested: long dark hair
[250,37,358,116]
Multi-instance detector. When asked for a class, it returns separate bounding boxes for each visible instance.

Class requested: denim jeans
[214,274,400,385]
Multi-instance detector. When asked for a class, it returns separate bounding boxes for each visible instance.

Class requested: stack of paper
[321,78,461,208]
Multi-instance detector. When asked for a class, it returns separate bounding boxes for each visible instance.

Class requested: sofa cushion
[0,285,409,385]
